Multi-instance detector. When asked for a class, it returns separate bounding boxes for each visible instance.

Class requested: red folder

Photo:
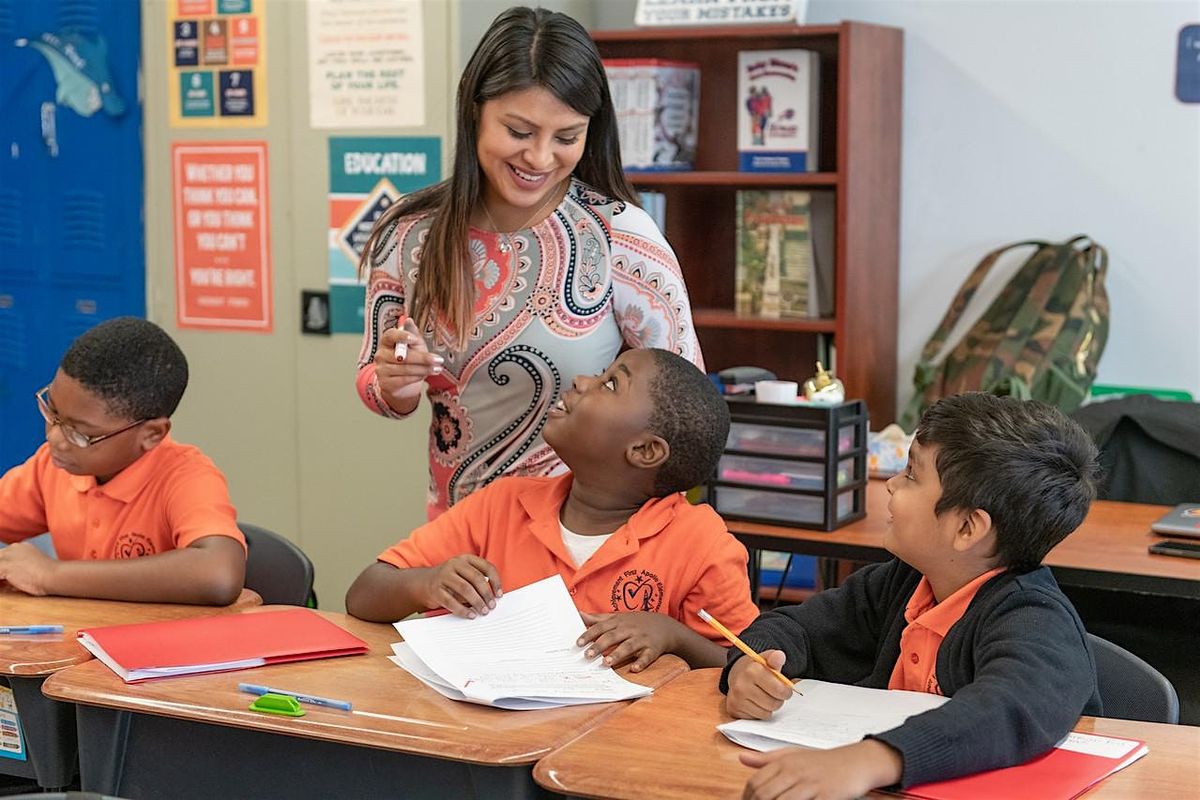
[78,608,368,682]
[902,732,1148,800]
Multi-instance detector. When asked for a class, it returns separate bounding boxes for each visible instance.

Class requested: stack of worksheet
[389,575,653,710]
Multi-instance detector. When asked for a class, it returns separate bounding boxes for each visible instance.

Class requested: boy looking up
[726,393,1103,800]
[347,348,759,670]
[0,317,246,605]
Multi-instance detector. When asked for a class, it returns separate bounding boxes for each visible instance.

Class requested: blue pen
[238,682,352,711]
[0,625,64,635]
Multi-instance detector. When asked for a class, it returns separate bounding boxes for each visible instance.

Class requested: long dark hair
[359,6,636,349]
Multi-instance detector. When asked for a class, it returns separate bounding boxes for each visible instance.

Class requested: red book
[78,608,368,682]
[902,732,1149,800]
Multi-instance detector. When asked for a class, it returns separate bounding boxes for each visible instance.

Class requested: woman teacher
[356,6,702,518]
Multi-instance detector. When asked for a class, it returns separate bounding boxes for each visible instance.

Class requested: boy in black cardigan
[724,393,1103,800]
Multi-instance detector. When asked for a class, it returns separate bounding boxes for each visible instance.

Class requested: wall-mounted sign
[635,0,804,26]
[173,141,272,332]
[307,0,425,128]
[168,0,266,126]
[327,136,440,333]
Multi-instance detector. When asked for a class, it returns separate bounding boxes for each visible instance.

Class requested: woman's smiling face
[475,85,589,230]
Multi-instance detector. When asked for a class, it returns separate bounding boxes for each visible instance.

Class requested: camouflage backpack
[899,236,1110,432]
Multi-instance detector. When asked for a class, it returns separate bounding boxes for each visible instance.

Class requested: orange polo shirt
[888,567,1006,694]
[0,438,245,560]
[378,473,760,644]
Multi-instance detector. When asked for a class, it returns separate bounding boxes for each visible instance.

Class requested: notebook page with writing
[393,575,651,707]
[718,679,949,751]
[389,642,586,710]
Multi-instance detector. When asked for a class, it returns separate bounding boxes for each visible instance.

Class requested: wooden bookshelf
[594,22,902,425]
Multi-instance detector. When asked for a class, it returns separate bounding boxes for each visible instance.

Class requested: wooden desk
[729,480,1199,599]
[534,668,1200,799]
[0,587,260,788]
[42,607,688,799]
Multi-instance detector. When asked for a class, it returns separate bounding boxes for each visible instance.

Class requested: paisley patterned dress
[356,179,703,519]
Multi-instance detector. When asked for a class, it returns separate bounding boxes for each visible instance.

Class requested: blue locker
[0,0,144,470]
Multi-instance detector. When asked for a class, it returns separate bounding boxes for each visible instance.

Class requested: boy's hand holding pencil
[699,609,802,720]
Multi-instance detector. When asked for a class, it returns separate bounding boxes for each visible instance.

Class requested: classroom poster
[0,685,26,761]
[327,136,440,333]
[307,0,425,129]
[169,0,267,127]
[173,142,273,332]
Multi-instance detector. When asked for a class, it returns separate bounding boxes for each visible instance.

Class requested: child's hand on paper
[0,541,57,596]
[740,739,903,800]
[423,555,502,619]
[375,318,443,413]
[577,611,682,672]
[726,649,792,719]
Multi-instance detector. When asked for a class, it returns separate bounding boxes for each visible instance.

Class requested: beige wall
[142,0,604,611]
[142,0,453,610]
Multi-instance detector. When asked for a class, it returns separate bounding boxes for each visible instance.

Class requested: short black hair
[646,349,730,496]
[60,317,189,420]
[915,392,1099,572]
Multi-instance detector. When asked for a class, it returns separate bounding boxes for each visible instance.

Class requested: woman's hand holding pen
[375,318,443,414]
[726,649,793,719]
[423,555,502,619]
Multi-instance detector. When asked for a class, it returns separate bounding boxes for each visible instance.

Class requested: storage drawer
[717,454,858,491]
[727,421,858,458]
[713,486,858,526]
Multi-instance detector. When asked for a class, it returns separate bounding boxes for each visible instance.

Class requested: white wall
[596,0,1200,408]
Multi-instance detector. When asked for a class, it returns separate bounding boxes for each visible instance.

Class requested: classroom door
[0,0,144,471]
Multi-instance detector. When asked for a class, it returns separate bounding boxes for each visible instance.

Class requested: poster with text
[308,0,425,128]
[173,142,273,332]
[328,136,440,333]
[169,0,267,127]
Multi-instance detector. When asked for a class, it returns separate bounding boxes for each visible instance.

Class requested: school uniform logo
[115,531,157,559]
[610,569,664,613]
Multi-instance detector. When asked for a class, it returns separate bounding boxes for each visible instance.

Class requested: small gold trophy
[802,362,845,405]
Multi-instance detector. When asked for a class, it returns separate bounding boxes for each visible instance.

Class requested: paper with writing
[392,575,651,709]
[718,679,949,751]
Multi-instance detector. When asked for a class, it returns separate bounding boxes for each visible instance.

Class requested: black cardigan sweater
[720,559,1102,787]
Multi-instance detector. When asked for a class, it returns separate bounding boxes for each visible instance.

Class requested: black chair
[1089,633,1179,724]
[239,523,316,607]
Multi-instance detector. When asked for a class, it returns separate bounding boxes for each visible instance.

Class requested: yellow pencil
[698,609,802,695]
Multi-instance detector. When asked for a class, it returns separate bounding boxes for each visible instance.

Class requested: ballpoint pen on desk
[697,609,802,696]
[238,683,353,711]
[0,625,64,635]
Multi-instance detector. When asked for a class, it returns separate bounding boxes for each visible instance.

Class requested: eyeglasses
[35,385,148,449]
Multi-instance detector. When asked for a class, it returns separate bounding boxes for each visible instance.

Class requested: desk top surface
[42,607,689,766]
[533,668,1200,800]
[729,480,1200,584]
[1,588,262,676]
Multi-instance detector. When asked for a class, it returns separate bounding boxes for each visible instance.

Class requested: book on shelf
[737,49,819,172]
[736,190,818,319]
[638,191,667,231]
[604,58,700,171]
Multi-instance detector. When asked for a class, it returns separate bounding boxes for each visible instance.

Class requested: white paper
[1056,731,1145,760]
[392,575,651,709]
[307,0,425,128]
[718,679,949,751]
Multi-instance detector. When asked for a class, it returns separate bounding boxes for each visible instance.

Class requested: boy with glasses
[0,317,246,604]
